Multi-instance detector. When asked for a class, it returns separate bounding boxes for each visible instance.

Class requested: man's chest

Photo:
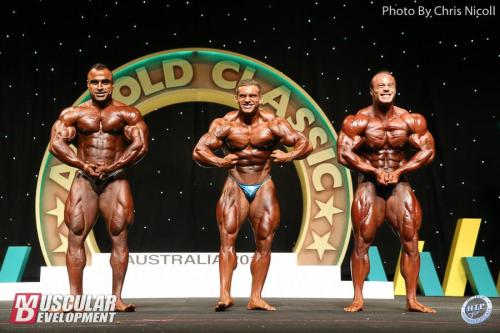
[76,110,124,133]
[364,117,409,149]
[225,123,276,149]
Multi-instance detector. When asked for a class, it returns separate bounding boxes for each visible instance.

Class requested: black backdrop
[0,0,498,285]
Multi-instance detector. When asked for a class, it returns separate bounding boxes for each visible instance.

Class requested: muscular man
[337,71,436,313]
[193,79,312,311]
[49,63,148,312]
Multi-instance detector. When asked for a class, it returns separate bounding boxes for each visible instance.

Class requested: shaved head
[370,71,395,89]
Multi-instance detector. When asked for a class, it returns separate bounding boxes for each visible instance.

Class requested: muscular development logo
[35,48,353,266]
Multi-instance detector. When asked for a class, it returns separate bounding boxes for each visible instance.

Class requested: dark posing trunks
[77,169,125,194]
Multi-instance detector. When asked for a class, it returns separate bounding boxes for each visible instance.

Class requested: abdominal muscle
[228,148,272,185]
[77,132,127,167]
[362,148,406,172]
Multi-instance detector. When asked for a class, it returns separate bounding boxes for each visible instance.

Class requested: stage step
[0,253,393,300]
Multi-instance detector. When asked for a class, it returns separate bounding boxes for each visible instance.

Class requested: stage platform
[1,297,498,332]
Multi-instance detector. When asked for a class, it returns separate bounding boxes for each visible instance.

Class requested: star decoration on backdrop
[314,196,343,225]
[46,197,68,253]
[53,234,68,253]
[306,231,336,261]
[46,197,65,227]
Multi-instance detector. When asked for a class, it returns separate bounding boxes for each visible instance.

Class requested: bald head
[370,71,395,89]
[370,71,396,105]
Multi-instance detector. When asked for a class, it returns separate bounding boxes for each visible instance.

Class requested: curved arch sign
[35,48,352,266]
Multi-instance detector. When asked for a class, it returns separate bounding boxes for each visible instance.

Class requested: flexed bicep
[51,120,76,146]
[124,117,149,159]
[405,113,436,165]
[109,107,149,170]
[397,113,435,175]
[49,108,86,170]
[337,114,376,174]
[193,118,233,168]
[269,117,312,161]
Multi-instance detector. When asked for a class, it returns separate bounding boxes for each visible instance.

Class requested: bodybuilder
[337,71,436,313]
[49,63,148,312]
[193,79,312,311]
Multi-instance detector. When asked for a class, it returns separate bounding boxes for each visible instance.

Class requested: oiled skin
[193,84,312,311]
[49,67,148,312]
[337,73,436,313]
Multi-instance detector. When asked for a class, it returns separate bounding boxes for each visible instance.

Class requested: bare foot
[344,300,363,312]
[215,298,234,312]
[247,298,276,311]
[407,299,436,313]
[115,300,135,312]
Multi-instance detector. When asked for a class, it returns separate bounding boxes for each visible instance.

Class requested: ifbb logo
[10,293,116,324]
[35,48,353,267]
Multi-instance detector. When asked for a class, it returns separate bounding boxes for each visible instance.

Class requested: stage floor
[1,297,499,332]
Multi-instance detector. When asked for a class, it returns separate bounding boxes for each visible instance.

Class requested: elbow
[192,146,204,164]
[338,151,349,167]
[427,150,436,165]
[137,148,147,162]
[48,142,58,157]
[192,147,199,162]
[305,141,313,156]
[192,146,212,167]
[296,140,313,160]
[140,143,149,157]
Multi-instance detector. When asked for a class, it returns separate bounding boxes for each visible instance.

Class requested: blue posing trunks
[229,175,271,202]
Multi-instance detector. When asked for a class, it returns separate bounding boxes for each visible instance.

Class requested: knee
[109,222,127,237]
[255,239,272,257]
[256,222,274,241]
[255,249,271,258]
[352,233,373,257]
[255,234,274,255]
[67,222,85,237]
[402,242,419,257]
[219,232,237,253]
[353,243,370,258]
[220,244,236,255]
[65,214,85,237]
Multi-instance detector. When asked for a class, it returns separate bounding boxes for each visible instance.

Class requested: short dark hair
[235,79,261,94]
[88,63,113,82]
[370,70,395,88]
[90,63,109,71]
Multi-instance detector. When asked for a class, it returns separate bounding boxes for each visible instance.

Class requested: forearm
[108,142,146,171]
[340,151,377,174]
[49,141,85,170]
[287,138,312,161]
[193,146,223,168]
[396,149,434,175]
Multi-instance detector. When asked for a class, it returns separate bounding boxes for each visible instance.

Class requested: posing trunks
[77,169,125,194]
[229,175,271,202]
[358,173,409,200]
